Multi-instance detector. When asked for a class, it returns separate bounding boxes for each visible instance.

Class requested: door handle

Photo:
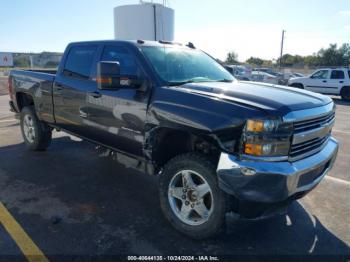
[89,91,102,98]
[340,81,344,83]
[322,80,327,83]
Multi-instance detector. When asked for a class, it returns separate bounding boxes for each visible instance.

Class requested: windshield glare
[141,46,235,85]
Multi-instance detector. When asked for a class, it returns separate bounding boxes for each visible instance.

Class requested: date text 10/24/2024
[127,256,220,261]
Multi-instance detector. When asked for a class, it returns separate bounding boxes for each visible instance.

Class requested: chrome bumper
[217,137,339,203]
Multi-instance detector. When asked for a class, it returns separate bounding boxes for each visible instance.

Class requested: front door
[86,45,150,157]
[304,69,330,93]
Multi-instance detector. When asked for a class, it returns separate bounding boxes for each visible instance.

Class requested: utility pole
[279,30,285,70]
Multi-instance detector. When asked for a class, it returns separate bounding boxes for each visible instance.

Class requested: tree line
[225,43,350,67]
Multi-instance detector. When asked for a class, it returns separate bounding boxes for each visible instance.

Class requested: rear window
[330,70,345,79]
[64,46,97,79]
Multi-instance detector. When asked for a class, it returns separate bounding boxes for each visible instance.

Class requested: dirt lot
[0,94,349,261]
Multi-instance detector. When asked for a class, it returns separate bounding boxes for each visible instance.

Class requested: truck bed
[9,69,56,124]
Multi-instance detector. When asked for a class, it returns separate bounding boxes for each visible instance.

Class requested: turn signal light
[246,120,264,132]
[244,143,262,156]
[96,77,113,85]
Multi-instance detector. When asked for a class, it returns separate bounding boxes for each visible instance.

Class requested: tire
[341,86,350,101]
[290,83,304,89]
[159,153,227,239]
[20,106,52,151]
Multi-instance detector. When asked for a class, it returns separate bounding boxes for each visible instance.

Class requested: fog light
[241,167,256,176]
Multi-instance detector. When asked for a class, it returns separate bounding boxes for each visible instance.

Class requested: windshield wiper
[168,78,233,86]
[216,79,234,83]
[168,80,194,86]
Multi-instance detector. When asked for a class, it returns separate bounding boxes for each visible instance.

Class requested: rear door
[328,70,346,94]
[86,44,150,156]
[304,69,330,93]
[53,45,99,136]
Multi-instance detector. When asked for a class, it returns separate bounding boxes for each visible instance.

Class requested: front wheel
[290,83,304,89]
[159,153,227,239]
[341,86,350,101]
[20,106,52,151]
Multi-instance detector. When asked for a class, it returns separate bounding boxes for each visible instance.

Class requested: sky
[0,0,349,61]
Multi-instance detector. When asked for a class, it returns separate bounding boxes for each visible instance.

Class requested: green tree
[45,61,60,68]
[316,43,350,66]
[225,51,238,64]
[14,56,30,68]
[262,60,273,67]
[304,55,320,67]
[246,57,264,66]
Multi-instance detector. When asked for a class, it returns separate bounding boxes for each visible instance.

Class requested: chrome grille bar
[286,102,335,161]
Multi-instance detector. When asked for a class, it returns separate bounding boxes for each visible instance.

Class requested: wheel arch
[144,126,223,172]
[290,83,304,89]
[16,92,35,112]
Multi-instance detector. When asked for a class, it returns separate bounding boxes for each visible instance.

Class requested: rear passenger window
[348,70,350,78]
[64,46,97,79]
[331,70,345,79]
[101,46,138,75]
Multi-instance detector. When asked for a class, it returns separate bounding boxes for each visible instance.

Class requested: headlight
[246,119,278,132]
[242,119,292,157]
[243,138,291,156]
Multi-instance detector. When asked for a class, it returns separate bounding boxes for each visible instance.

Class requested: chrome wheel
[23,115,35,143]
[168,170,213,226]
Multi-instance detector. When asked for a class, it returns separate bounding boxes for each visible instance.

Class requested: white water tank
[114,3,175,41]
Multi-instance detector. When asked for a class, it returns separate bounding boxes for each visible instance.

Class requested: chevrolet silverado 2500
[8,40,338,239]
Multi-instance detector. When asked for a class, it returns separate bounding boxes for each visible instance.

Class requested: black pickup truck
[8,40,338,239]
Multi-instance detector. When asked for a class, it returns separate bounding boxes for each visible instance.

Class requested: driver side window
[101,45,140,76]
[311,70,329,79]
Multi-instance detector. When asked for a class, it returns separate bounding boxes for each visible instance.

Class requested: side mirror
[97,61,143,90]
[97,61,120,90]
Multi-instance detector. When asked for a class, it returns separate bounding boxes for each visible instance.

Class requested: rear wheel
[290,83,304,89]
[159,153,227,239]
[20,106,52,151]
[341,86,350,101]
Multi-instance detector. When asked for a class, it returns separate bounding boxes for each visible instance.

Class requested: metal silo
[114,2,175,41]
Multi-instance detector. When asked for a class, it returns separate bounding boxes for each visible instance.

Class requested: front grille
[290,111,334,160]
[290,135,330,158]
[294,112,335,133]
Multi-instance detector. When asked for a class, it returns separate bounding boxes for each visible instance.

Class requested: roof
[68,39,189,48]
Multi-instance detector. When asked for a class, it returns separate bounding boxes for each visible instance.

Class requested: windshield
[141,46,235,85]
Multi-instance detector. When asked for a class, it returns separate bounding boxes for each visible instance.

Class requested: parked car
[8,40,338,239]
[253,67,277,76]
[291,72,304,78]
[224,64,252,81]
[254,68,286,84]
[251,71,279,84]
[288,68,350,101]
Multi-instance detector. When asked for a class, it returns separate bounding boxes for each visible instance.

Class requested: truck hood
[176,81,332,116]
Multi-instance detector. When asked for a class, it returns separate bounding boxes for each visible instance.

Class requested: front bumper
[217,137,339,205]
